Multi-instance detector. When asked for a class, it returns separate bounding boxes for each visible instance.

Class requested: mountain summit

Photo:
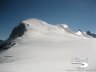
[0,18,93,51]
[8,18,91,39]
[0,18,96,72]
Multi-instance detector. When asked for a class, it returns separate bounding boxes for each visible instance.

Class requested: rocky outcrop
[0,23,27,51]
[9,23,27,39]
[86,31,96,38]
[0,40,3,45]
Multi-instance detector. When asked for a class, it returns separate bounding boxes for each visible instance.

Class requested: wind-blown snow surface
[0,18,96,72]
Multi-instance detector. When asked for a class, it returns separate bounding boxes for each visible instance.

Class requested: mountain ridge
[0,18,94,51]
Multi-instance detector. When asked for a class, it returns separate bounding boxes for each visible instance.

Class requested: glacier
[0,18,96,72]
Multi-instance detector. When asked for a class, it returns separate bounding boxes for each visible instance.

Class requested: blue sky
[0,0,96,40]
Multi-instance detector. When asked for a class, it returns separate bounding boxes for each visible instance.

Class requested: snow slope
[0,18,96,72]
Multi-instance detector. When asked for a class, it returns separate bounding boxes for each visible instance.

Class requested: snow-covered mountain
[7,18,94,40]
[75,29,92,38]
[0,18,96,72]
[0,18,92,51]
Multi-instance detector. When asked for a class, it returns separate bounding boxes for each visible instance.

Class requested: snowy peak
[76,29,84,36]
[75,29,91,38]
[22,18,48,26]
[0,19,96,72]
[22,18,73,34]
[22,18,49,32]
[0,18,93,51]
[22,18,48,24]
[8,18,93,39]
[56,24,72,33]
[14,18,92,38]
